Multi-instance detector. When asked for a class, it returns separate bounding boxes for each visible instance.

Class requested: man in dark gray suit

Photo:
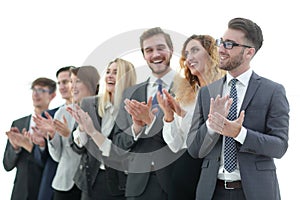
[113,27,179,200]
[187,17,289,200]
[3,77,57,200]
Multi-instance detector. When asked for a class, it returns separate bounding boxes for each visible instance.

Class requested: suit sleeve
[187,87,220,158]
[239,83,289,158]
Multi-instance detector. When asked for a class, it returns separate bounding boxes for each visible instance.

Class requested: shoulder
[123,81,148,95]
[81,95,98,109]
[251,72,285,91]
[14,115,31,123]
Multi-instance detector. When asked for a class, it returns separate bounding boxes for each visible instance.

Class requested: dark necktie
[152,78,163,106]
[224,78,238,173]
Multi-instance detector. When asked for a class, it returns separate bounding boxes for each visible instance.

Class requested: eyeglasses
[216,38,253,50]
[32,88,51,94]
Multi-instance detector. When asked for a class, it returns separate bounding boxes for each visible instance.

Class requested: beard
[220,48,245,71]
[148,60,171,75]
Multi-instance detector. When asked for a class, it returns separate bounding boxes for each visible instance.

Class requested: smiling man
[187,17,289,200]
[113,27,178,200]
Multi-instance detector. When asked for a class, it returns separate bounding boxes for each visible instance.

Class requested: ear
[246,47,256,59]
[50,92,56,101]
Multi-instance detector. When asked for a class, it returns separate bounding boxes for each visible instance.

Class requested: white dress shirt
[162,98,197,153]
[133,69,176,139]
[217,69,252,181]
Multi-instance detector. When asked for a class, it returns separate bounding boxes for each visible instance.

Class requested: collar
[226,69,252,87]
[149,69,176,87]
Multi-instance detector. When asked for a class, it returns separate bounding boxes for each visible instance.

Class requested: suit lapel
[240,72,261,111]
[207,77,226,98]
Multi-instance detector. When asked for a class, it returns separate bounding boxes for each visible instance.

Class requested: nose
[186,52,194,61]
[152,49,160,57]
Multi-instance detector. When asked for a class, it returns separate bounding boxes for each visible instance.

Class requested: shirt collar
[149,69,176,87]
[226,69,252,87]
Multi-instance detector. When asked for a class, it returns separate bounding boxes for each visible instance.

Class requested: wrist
[164,115,174,122]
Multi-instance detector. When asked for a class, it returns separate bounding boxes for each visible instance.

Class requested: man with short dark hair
[187,17,289,200]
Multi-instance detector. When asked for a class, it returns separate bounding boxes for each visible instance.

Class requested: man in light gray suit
[187,17,289,200]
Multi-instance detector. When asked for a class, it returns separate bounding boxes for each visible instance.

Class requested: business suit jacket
[3,115,44,200]
[113,80,178,198]
[187,72,289,200]
[71,96,126,197]
[47,104,81,191]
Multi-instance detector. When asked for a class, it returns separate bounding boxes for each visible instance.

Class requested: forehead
[223,28,245,42]
[185,39,203,50]
[57,71,70,79]
[71,73,78,79]
[108,62,117,70]
[143,34,168,49]
[32,84,49,89]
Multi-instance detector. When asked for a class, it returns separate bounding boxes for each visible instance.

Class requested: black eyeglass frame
[215,38,253,50]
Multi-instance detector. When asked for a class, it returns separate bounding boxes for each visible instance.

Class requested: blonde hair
[98,58,136,117]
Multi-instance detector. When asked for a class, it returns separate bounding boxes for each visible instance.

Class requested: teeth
[153,60,162,63]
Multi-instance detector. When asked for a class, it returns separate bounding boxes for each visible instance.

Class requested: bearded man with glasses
[187,17,289,200]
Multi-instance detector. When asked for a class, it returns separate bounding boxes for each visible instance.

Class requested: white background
[0,0,298,199]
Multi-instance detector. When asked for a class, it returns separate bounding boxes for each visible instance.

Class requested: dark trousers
[81,169,125,200]
[127,173,167,200]
[53,184,81,200]
[212,183,246,200]
[169,151,202,200]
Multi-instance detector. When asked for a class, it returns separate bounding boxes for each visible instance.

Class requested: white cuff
[73,128,88,147]
[99,138,112,157]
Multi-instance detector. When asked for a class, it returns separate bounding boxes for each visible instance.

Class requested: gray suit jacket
[72,96,126,196]
[113,80,177,197]
[3,115,44,200]
[187,72,289,200]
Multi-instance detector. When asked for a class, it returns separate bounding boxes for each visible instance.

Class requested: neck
[197,74,207,87]
[34,106,48,115]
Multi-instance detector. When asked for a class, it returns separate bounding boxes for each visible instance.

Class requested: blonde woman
[67,58,136,200]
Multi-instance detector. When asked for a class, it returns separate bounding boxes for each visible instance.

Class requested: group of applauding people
[3,17,289,200]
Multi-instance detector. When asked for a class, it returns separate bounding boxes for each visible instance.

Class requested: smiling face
[57,71,72,102]
[105,62,117,94]
[142,34,173,78]
[218,29,253,76]
[70,73,92,103]
[184,39,209,78]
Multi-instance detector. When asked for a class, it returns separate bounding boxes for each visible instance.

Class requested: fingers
[44,111,53,120]
[208,112,226,134]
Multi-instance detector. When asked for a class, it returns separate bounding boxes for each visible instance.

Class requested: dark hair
[56,66,75,78]
[139,27,173,54]
[228,17,263,54]
[31,77,57,94]
[71,65,100,95]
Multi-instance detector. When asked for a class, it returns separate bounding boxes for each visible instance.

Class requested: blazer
[47,104,81,191]
[187,72,289,200]
[71,96,126,197]
[3,115,44,200]
[113,80,177,197]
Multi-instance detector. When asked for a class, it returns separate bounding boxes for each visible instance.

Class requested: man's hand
[209,110,245,138]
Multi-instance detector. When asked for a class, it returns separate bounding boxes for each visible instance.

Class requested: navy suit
[187,72,289,200]
[35,107,59,200]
